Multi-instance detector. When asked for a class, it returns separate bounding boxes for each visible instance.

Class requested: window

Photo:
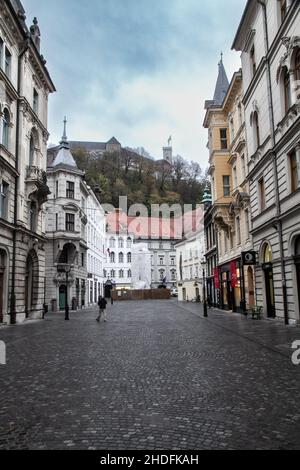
[29,201,37,232]
[159,257,164,265]
[259,178,266,211]
[238,103,243,127]
[119,270,124,279]
[29,135,34,167]
[2,109,9,149]
[252,111,260,150]
[290,150,298,193]
[110,251,115,263]
[223,175,231,197]
[66,181,74,199]
[127,252,131,263]
[81,253,84,267]
[66,213,75,232]
[283,67,291,113]
[103,269,107,278]
[170,257,175,266]
[236,216,241,245]
[56,181,59,198]
[171,270,176,281]
[245,209,250,239]
[295,49,300,81]
[280,0,287,23]
[110,269,115,278]
[33,89,39,114]
[241,155,246,181]
[224,232,228,253]
[233,167,238,190]
[250,45,256,76]
[128,269,131,278]
[127,237,132,248]
[0,181,9,219]
[5,48,11,77]
[118,238,124,248]
[220,129,228,150]
[119,252,124,263]
[55,213,58,231]
[230,118,234,142]
[110,237,115,248]
[0,39,3,69]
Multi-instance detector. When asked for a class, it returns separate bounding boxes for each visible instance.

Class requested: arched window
[110,269,115,278]
[127,252,131,263]
[263,243,273,263]
[118,238,124,248]
[110,251,115,263]
[29,135,35,167]
[109,237,115,248]
[119,270,124,279]
[283,67,291,113]
[2,109,9,149]
[295,48,300,81]
[127,237,132,248]
[252,111,260,151]
[128,269,131,278]
[119,252,124,263]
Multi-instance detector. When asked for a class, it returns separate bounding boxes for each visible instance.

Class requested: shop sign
[242,251,257,266]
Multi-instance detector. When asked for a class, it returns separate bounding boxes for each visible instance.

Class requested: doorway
[59,285,66,310]
[264,266,276,318]
[247,267,255,309]
[294,236,300,315]
[0,271,3,323]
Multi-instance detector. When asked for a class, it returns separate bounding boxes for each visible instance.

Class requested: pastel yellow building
[204,60,255,313]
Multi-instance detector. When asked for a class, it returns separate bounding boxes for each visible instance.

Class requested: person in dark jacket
[96,296,108,322]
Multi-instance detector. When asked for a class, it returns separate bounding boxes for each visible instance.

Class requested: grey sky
[23,0,246,167]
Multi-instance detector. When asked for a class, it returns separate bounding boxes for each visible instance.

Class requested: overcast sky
[23,0,246,167]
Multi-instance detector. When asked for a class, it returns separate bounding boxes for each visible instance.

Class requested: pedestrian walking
[96,296,108,322]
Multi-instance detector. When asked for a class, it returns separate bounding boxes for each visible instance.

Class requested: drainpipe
[10,36,30,325]
[257,0,289,325]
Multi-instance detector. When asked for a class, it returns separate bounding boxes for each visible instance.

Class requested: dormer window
[250,45,256,77]
[280,0,287,23]
[5,48,11,78]
[33,89,39,114]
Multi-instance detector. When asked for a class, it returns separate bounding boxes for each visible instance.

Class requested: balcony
[25,166,51,205]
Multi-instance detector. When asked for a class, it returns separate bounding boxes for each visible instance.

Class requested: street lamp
[200,258,208,318]
[64,264,72,321]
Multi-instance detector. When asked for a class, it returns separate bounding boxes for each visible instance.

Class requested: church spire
[213,53,229,106]
[59,116,70,149]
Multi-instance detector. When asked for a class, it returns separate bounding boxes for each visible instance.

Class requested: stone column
[296,143,300,187]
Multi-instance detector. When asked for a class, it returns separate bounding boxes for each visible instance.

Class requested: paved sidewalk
[177,301,300,358]
[0,300,300,450]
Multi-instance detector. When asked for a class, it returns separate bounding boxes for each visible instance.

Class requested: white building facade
[233,0,300,323]
[0,0,55,324]
[86,188,106,305]
[105,232,133,291]
[175,229,205,302]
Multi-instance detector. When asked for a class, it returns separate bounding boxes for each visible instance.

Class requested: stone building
[204,65,255,313]
[232,0,300,323]
[45,121,89,312]
[0,0,55,324]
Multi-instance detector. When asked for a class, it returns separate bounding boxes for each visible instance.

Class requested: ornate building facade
[233,0,300,323]
[45,121,89,312]
[0,0,55,324]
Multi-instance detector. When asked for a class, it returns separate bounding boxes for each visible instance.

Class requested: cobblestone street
[0,300,300,450]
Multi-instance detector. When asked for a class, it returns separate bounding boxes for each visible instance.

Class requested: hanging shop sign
[241,251,257,266]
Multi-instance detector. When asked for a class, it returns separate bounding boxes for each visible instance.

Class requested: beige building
[232,0,300,323]
[0,0,55,324]
[204,62,254,313]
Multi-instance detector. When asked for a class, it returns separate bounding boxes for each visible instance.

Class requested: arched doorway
[0,249,7,323]
[247,267,255,309]
[262,243,275,318]
[294,236,300,315]
[59,285,66,310]
[25,251,38,318]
